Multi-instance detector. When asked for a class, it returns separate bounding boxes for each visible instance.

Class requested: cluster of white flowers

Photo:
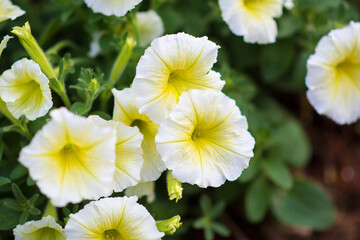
[2,0,359,239]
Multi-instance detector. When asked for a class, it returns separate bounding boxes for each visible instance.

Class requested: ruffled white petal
[0,35,12,58]
[88,115,143,192]
[0,58,52,120]
[219,0,283,44]
[125,181,156,203]
[112,88,166,182]
[84,0,142,17]
[0,0,25,22]
[137,10,164,47]
[132,32,225,124]
[156,90,255,188]
[13,216,65,240]
[19,108,117,207]
[306,22,360,124]
[65,196,164,240]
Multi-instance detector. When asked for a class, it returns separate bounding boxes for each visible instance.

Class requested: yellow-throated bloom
[306,22,360,125]
[13,216,65,240]
[156,90,255,188]
[0,58,52,120]
[65,196,164,240]
[19,108,117,207]
[0,0,24,23]
[125,181,156,203]
[132,32,225,124]
[137,10,164,47]
[84,0,142,17]
[219,0,283,44]
[0,35,12,58]
[112,88,166,182]
[88,115,144,192]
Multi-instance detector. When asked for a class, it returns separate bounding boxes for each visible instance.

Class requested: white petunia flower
[125,181,156,203]
[0,35,12,58]
[219,0,283,44]
[84,0,142,17]
[112,88,166,182]
[13,216,65,240]
[156,90,255,188]
[306,22,360,125]
[88,115,143,192]
[132,32,225,124]
[0,58,52,120]
[137,10,164,47]
[19,108,117,207]
[65,196,164,240]
[0,0,25,23]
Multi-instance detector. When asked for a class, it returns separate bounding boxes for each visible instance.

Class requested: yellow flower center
[103,229,121,240]
[59,144,83,167]
[166,69,194,99]
[130,119,145,128]
[191,128,204,141]
[336,58,360,79]
[16,79,43,106]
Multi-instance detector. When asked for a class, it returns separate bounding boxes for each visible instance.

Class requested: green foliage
[193,195,230,240]
[245,177,272,223]
[271,179,336,230]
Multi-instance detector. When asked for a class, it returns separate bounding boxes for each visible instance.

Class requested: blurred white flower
[306,22,360,125]
[283,0,294,9]
[219,0,283,44]
[19,108,117,207]
[156,90,255,188]
[0,58,52,120]
[0,0,25,23]
[125,181,156,203]
[137,10,164,47]
[84,0,142,17]
[0,35,12,58]
[112,88,166,182]
[88,32,103,58]
[132,32,225,124]
[13,216,65,240]
[65,196,164,240]
[88,115,144,192]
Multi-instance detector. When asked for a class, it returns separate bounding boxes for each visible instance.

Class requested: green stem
[58,90,71,109]
[43,201,58,221]
[0,99,32,139]
[101,35,136,111]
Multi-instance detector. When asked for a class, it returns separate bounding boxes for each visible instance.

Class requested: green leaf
[0,177,11,187]
[211,222,230,237]
[11,184,28,206]
[9,164,28,180]
[3,199,23,211]
[245,177,272,223]
[271,179,336,230]
[260,40,295,83]
[271,119,311,167]
[19,210,30,224]
[278,13,302,39]
[70,102,91,116]
[296,0,341,12]
[262,158,293,190]
[0,140,3,162]
[0,199,22,230]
